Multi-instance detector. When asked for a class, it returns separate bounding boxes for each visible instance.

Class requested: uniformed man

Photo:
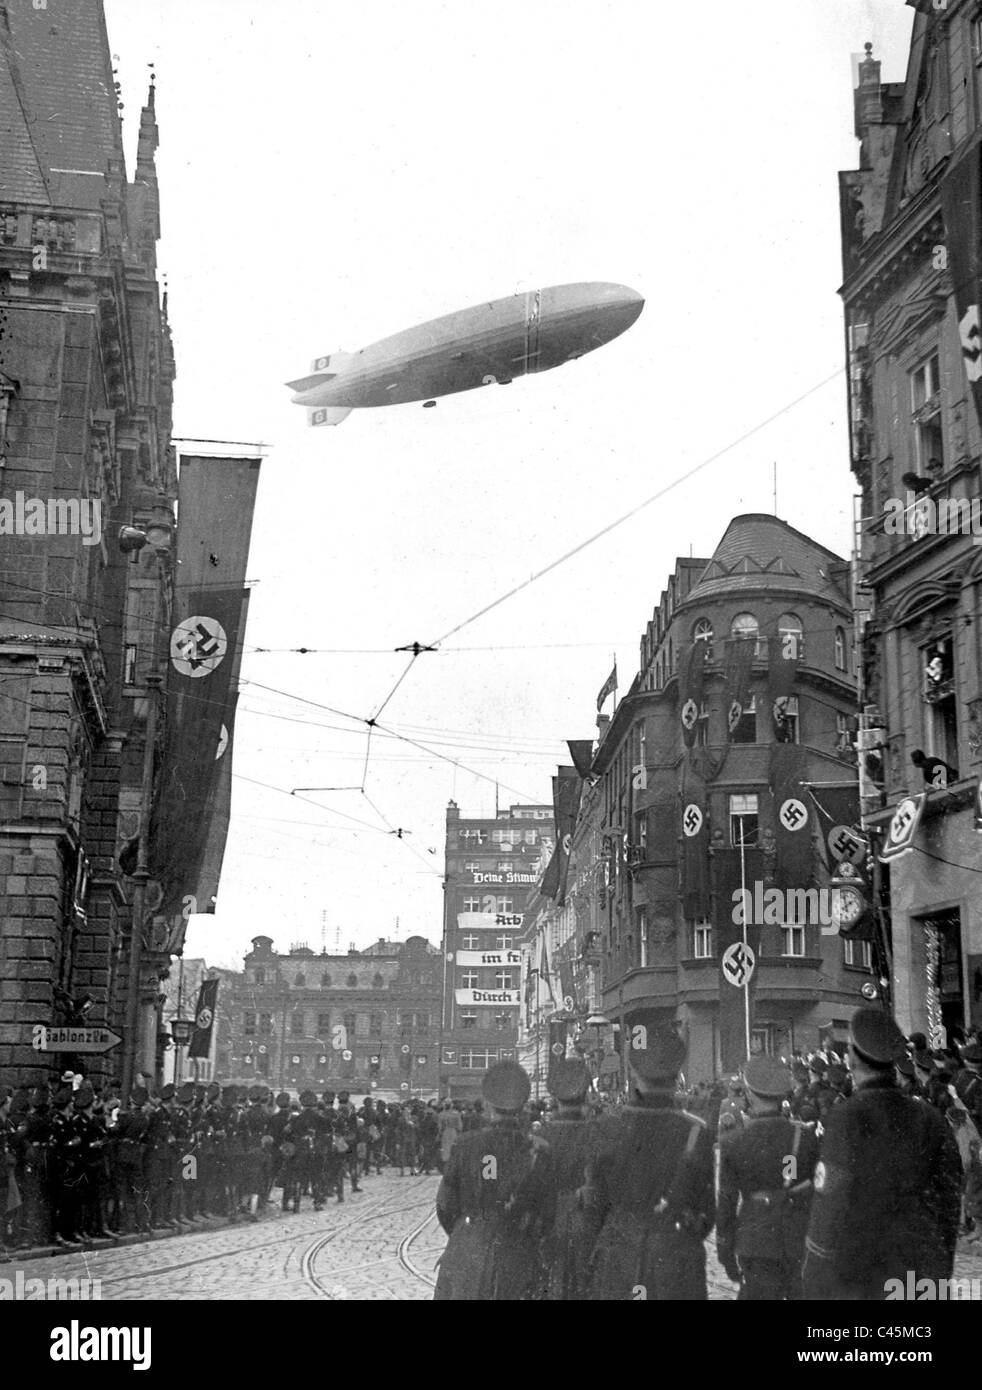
[955,1042,982,1132]
[268,1091,296,1210]
[435,1061,555,1300]
[803,1007,963,1300]
[586,1016,715,1301]
[539,1058,603,1301]
[49,1084,82,1247]
[716,1055,818,1300]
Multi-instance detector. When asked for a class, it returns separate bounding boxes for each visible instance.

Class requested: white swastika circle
[828,824,864,864]
[170,616,227,679]
[722,941,756,987]
[779,798,808,832]
[683,804,703,838]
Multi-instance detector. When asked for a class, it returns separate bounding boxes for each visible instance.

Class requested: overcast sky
[102,0,915,970]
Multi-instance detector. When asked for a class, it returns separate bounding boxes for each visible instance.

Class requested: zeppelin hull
[291,282,643,413]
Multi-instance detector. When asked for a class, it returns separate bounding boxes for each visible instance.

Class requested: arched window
[372,972,384,989]
[346,973,358,988]
[834,626,847,671]
[254,969,265,985]
[731,613,759,641]
[294,972,306,988]
[320,972,331,988]
[693,618,714,659]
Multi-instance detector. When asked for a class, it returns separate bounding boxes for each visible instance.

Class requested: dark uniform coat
[434,1118,555,1301]
[716,1115,818,1300]
[539,1114,604,1301]
[803,1075,962,1300]
[586,1098,715,1301]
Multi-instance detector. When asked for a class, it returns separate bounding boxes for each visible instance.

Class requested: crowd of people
[430,1011,982,1300]
[0,1079,484,1256]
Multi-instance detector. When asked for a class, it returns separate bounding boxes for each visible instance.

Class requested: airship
[286,281,644,426]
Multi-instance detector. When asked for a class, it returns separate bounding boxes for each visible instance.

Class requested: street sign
[31,1025,122,1055]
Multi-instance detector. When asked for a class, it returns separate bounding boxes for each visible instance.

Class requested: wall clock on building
[830,885,866,931]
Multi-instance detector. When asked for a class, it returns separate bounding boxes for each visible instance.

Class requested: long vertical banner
[715,845,763,1074]
[941,137,982,432]
[149,457,261,934]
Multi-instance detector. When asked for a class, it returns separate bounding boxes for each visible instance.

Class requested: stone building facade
[0,0,177,1086]
[840,5,982,1043]
[227,936,443,1098]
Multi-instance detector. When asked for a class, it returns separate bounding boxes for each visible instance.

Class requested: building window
[693,618,714,658]
[843,938,872,970]
[346,973,358,987]
[243,1011,256,1035]
[523,829,537,845]
[294,972,306,988]
[922,634,958,770]
[461,1010,478,1029]
[372,972,384,988]
[461,931,481,950]
[398,1011,413,1033]
[910,352,944,474]
[415,1012,430,1032]
[497,860,513,872]
[291,1012,305,1036]
[638,907,648,968]
[459,829,488,844]
[254,970,265,985]
[369,1012,383,1036]
[462,896,482,913]
[494,971,515,991]
[259,1013,273,1035]
[316,1011,331,1033]
[729,794,759,847]
[493,896,514,915]
[635,809,648,856]
[773,695,799,744]
[461,970,478,990]
[693,920,713,958]
[464,861,481,872]
[493,933,514,949]
[343,1012,357,1038]
[493,1012,510,1031]
[460,1048,498,1070]
[731,695,757,744]
[731,612,759,641]
[781,917,806,957]
[834,627,847,671]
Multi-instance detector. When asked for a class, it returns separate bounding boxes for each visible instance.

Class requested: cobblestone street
[8,1170,982,1301]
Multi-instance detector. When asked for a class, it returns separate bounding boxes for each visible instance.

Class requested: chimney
[856,42,882,135]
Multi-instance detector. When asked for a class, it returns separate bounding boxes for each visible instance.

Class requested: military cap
[53,1086,74,1108]
[742,1055,791,1099]
[807,1055,827,1076]
[338,1090,350,1102]
[482,1060,531,1112]
[160,1083,176,1101]
[207,1081,221,1101]
[548,1058,591,1103]
[911,1048,935,1072]
[177,1081,194,1105]
[321,1090,336,1103]
[275,1090,291,1107]
[31,1084,51,1108]
[194,1084,207,1104]
[73,1082,94,1110]
[247,1084,266,1104]
[131,1084,149,1106]
[849,1007,907,1068]
[298,1089,317,1107]
[790,1059,809,1083]
[626,1013,686,1080]
[907,1032,928,1053]
[895,1056,916,1079]
[960,1042,982,1066]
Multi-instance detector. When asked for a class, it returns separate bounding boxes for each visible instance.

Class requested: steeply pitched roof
[681,514,848,608]
[0,0,123,209]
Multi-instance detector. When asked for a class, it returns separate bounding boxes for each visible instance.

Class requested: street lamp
[170,1015,193,1085]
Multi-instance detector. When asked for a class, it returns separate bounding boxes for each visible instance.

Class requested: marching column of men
[0,1080,403,1251]
[433,1007,969,1300]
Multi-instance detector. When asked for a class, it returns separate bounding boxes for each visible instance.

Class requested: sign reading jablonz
[31,1025,122,1054]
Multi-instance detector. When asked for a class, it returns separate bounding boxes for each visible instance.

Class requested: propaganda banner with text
[941,136,982,432]
[149,457,261,928]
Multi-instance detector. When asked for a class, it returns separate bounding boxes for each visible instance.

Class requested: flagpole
[740,832,750,1058]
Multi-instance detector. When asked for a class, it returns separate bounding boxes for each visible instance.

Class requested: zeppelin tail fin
[287,371,336,392]
[307,406,353,427]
